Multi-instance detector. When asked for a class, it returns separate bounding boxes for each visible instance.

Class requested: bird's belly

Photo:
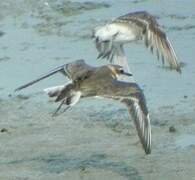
[80,88,97,97]
[112,24,137,43]
[114,31,136,43]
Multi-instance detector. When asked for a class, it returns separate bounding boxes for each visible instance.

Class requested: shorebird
[15,59,151,154]
[93,11,181,74]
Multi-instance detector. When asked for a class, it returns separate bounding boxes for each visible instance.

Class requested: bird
[15,59,151,154]
[93,11,181,74]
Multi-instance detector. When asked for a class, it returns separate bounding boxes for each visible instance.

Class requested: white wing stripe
[122,96,151,154]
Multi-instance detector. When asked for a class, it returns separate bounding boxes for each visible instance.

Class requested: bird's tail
[44,84,81,116]
[44,85,65,98]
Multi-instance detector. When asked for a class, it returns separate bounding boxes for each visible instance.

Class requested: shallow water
[0,0,195,179]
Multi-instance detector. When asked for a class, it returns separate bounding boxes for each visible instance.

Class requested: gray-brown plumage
[15,59,151,154]
[93,11,181,73]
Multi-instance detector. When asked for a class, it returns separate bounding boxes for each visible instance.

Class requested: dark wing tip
[145,148,151,155]
[14,79,41,92]
[15,87,22,92]
[14,64,67,92]
[176,65,182,74]
[145,149,152,155]
[122,93,151,155]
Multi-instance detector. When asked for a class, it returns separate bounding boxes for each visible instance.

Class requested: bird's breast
[110,23,138,43]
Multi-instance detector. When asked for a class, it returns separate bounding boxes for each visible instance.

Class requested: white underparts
[44,85,65,95]
[70,91,82,106]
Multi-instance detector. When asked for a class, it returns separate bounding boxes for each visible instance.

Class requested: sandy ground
[0,0,195,179]
[0,95,195,180]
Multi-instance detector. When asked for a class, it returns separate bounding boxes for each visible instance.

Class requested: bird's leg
[49,84,74,116]
[52,83,82,116]
[52,99,67,117]
[60,106,71,114]
[55,83,75,102]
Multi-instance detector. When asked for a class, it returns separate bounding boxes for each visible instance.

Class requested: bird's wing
[94,31,119,63]
[65,59,95,81]
[15,63,68,91]
[121,91,151,154]
[116,11,181,72]
[94,11,181,73]
[15,59,94,92]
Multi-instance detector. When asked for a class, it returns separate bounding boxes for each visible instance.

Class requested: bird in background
[15,59,151,154]
[93,11,181,75]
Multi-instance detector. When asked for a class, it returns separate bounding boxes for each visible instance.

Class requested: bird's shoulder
[114,11,159,27]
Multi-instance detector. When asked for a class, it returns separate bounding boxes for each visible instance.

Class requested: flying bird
[93,11,181,73]
[15,59,151,154]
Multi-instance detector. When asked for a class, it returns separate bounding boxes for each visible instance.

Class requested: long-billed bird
[15,59,151,154]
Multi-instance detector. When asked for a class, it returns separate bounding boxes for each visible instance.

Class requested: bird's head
[107,65,133,79]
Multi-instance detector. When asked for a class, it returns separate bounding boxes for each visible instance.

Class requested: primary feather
[93,11,181,73]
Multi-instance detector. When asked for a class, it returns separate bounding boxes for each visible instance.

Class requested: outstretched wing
[94,11,181,73]
[15,59,94,92]
[15,64,68,91]
[117,11,181,72]
[65,59,95,81]
[121,91,151,154]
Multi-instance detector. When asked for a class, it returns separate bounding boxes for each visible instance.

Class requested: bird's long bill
[15,64,67,91]
[123,72,133,77]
